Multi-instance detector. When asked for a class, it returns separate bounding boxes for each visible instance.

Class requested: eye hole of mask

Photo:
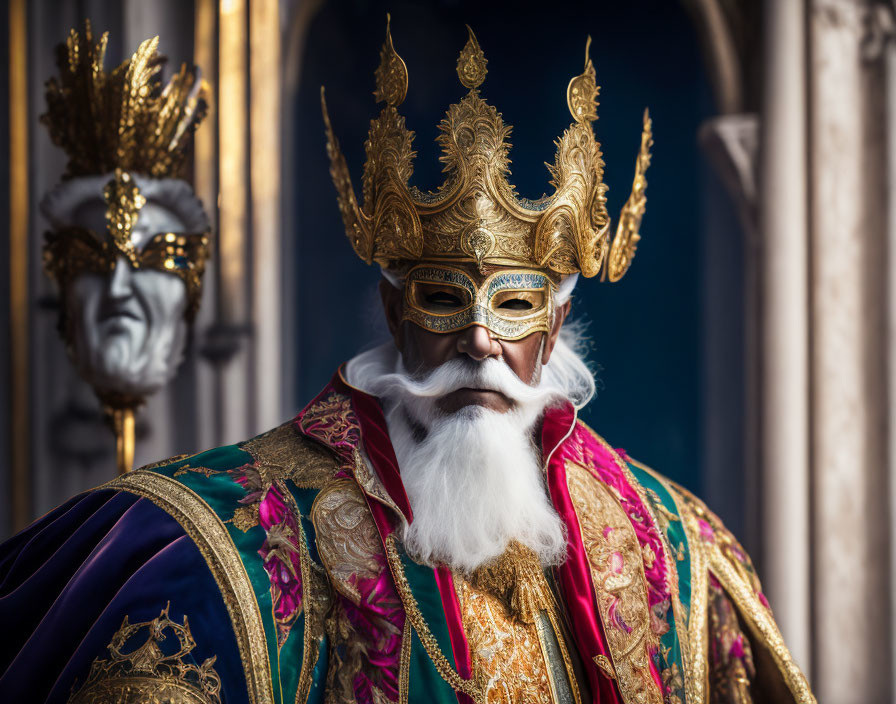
[412,282,472,313]
[490,289,545,317]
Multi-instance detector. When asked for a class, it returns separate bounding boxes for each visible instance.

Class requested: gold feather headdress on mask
[41,20,208,180]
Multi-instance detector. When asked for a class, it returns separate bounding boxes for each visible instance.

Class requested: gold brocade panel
[456,578,555,704]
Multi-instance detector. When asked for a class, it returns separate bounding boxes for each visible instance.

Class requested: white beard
[347,343,587,574]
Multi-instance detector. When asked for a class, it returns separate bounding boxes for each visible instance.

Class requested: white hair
[41,173,210,233]
[344,311,596,572]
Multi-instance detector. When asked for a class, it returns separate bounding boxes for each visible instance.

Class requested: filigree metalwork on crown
[322,19,653,280]
[69,604,222,704]
[42,21,208,179]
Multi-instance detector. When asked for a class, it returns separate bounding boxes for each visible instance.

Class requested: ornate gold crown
[70,604,222,704]
[42,21,208,180]
[322,18,653,281]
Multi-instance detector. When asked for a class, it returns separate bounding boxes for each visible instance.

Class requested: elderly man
[0,21,813,704]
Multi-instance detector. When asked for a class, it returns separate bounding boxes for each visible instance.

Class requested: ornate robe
[0,372,814,704]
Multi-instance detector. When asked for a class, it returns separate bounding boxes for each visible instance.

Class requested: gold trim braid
[705,546,815,704]
[384,535,484,703]
[105,471,275,704]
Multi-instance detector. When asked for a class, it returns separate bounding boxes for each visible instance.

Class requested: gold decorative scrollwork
[311,478,384,604]
[69,604,222,704]
[374,14,409,107]
[456,26,488,91]
[567,36,599,124]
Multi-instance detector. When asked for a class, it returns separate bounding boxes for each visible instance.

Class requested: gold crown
[42,21,208,180]
[322,17,653,281]
[69,604,222,704]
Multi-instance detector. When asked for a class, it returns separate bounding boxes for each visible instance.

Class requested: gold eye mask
[403,265,555,341]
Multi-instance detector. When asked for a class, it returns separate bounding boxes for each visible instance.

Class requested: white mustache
[363,357,565,410]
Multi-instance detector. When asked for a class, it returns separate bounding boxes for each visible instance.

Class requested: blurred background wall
[3,0,896,701]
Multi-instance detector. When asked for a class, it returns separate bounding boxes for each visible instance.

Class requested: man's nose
[457,324,501,361]
[106,257,134,300]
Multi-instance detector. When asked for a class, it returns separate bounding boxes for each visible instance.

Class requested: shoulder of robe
[100,420,344,704]
[651,473,816,704]
[135,418,342,490]
[616,458,766,599]
[612,458,816,703]
[660,476,767,599]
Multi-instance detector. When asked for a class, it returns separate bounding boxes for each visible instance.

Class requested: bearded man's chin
[390,392,567,574]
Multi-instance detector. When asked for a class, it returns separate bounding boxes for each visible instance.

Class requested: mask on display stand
[39,22,211,474]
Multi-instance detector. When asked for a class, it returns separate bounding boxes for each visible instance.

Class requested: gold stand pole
[110,408,136,475]
[9,0,30,530]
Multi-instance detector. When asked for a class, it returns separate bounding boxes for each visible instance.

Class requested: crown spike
[602,108,653,282]
[567,36,599,123]
[456,25,487,91]
[373,14,408,106]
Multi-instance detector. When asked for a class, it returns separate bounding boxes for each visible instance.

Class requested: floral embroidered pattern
[708,575,755,704]
[558,425,673,636]
[677,485,771,611]
[313,479,405,703]
[298,392,361,451]
[565,460,663,704]
[229,463,305,647]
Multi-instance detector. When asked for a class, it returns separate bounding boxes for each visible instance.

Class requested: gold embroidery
[399,618,412,704]
[300,393,359,448]
[243,422,338,489]
[105,471,274,704]
[665,477,815,704]
[230,504,259,532]
[353,448,405,518]
[470,541,554,624]
[661,662,685,704]
[139,454,192,472]
[384,535,484,702]
[173,465,219,479]
[564,460,662,704]
[704,533,814,703]
[586,435,694,703]
[324,598,363,703]
[708,580,755,704]
[593,654,616,680]
[69,604,221,704]
[311,478,383,604]
[274,483,332,704]
[456,577,554,704]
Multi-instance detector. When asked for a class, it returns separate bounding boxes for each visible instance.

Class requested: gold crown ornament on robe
[322,18,654,285]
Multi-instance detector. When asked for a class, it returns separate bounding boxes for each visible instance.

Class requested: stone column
[758,0,811,677]
[808,0,892,700]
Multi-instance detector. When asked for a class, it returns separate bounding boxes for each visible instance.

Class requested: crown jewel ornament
[322,18,653,282]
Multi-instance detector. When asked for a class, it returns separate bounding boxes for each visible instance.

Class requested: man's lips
[438,387,512,410]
